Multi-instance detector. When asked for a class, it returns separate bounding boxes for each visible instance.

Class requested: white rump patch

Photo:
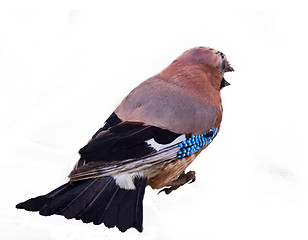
[145,134,186,151]
[113,172,144,190]
[113,135,186,189]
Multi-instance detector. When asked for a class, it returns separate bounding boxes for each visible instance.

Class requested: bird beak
[220,77,230,89]
[225,65,234,72]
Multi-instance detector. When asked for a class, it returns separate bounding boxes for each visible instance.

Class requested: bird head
[177,46,234,89]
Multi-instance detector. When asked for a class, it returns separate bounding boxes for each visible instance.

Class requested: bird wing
[69,112,184,182]
[69,112,218,182]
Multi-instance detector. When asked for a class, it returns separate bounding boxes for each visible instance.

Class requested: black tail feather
[16,195,50,212]
[135,178,146,231]
[16,177,147,232]
[16,182,71,211]
[118,188,137,232]
[58,178,107,219]
[39,181,93,216]
[75,178,115,224]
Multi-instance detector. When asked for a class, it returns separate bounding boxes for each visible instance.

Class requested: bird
[16,46,233,232]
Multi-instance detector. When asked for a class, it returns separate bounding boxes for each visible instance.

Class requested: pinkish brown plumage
[16,46,233,232]
[115,47,232,134]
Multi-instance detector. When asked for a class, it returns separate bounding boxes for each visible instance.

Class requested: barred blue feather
[177,128,217,158]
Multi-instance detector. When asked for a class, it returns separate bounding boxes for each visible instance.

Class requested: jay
[16,46,233,232]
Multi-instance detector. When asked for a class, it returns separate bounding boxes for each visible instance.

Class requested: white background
[1,1,308,239]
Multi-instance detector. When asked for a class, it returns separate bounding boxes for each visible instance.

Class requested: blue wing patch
[177,128,218,158]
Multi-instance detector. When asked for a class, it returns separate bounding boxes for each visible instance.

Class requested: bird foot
[158,170,196,195]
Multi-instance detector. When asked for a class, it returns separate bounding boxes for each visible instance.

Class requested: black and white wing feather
[69,112,187,184]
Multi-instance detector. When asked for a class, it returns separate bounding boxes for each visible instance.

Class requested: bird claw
[158,187,177,195]
[188,178,196,184]
[158,170,196,195]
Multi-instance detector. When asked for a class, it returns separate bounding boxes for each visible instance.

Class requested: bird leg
[158,170,196,194]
